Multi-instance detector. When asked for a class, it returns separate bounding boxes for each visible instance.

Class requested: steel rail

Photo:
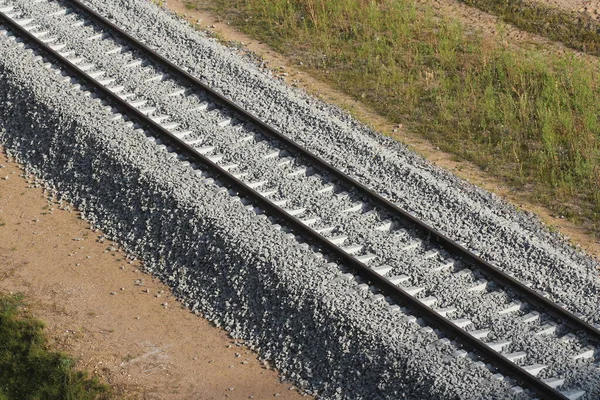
[0,9,572,400]
[61,0,600,346]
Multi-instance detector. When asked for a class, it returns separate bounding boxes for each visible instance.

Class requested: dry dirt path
[0,147,307,400]
[419,0,600,49]
[515,0,600,20]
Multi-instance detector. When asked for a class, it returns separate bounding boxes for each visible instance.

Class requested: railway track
[0,0,598,398]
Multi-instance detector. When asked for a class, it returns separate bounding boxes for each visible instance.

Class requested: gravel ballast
[0,34,516,400]
[0,0,599,398]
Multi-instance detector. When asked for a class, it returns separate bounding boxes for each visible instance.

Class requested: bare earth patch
[535,0,600,18]
[0,146,307,400]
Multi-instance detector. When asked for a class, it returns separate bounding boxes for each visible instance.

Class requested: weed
[184,1,199,11]
[0,293,111,399]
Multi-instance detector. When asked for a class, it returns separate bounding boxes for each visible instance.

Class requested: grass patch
[184,1,200,11]
[200,0,600,234]
[0,293,111,399]
[460,0,600,57]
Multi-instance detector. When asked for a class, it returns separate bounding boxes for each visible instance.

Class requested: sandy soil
[0,147,307,400]
[164,0,600,260]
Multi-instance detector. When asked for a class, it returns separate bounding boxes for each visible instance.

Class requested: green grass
[201,0,600,234]
[460,0,600,57]
[0,294,111,400]
[184,1,200,11]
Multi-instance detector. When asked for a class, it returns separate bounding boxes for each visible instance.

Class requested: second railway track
[0,0,599,398]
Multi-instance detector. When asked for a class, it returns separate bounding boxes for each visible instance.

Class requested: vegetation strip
[195,0,600,235]
[0,294,110,399]
[460,0,600,57]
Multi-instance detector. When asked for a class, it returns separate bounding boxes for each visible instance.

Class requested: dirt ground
[0,147,307,399]
[537,0,600,17]
[166,0,600,260]
[425,0,600,42]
